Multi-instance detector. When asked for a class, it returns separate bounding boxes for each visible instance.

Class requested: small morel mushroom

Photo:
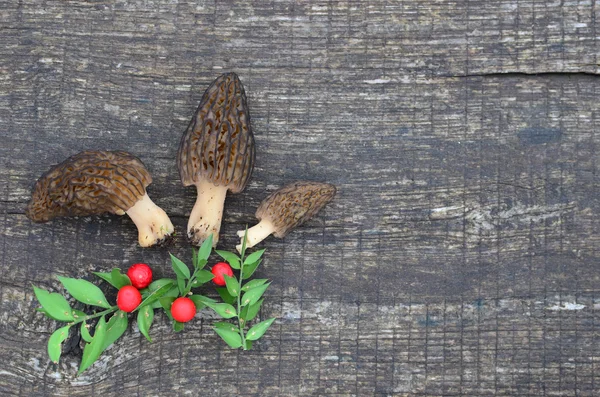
[26,150,174,247]
[236,181,336,252]
[177,72,255,247]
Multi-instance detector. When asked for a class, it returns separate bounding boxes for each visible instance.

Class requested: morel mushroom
[236,181,336,252]
[177,72,255,247]
[25,150,174,247]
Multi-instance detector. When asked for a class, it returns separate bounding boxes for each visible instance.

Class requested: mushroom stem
[126,193,174,247]
[187,180,228,247]
[236,219,276,253]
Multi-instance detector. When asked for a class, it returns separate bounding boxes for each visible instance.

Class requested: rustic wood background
[1,0,599,396]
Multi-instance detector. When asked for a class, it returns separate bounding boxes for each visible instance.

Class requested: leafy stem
[184,268,198,296]
[211,228,273,349]
[236,228,249,350]
[74,305,119,325]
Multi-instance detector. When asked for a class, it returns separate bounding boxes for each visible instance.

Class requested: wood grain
[1,0,599,395]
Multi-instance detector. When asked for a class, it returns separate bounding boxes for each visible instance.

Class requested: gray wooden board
[1,0,600,395]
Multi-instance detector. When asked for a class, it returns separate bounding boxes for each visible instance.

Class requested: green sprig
[209,228,276,350]
[34,230,276,376]
[165,235,215,331]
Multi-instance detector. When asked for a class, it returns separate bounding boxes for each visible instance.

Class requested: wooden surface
[1,1,600,396]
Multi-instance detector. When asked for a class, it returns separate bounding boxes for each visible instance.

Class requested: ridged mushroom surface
[177,72,254,192]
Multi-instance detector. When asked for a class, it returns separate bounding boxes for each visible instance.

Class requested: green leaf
[197,234,213,262]
[78,315,107,375]
[245,339,253,350]
[92,272,117,289]
[150,285,178,309]
[101,311,128,352]
[189,295,217,305]
[239,306,248,325]
[93,268,130,290]
[216,288,236,305]
[150,300,162,310]
[245,318,276,341]
[241,279,269,292]
[177,277,186,296]
[192,249,209,271]
[173,321,184,332]
[188,295,206,312]
[224,275,239,297]
[213,327,242,348]
[159,296,176,309]
[192,248,198,270]
[72,309,86,320]
[170,254,191,280]
[239,226,249,255]
[147,278,176,292]
[207,303,237,319]
[240,298,263,322]
[244,249,265,265]
[242,259,262,280]
[159,296,176,321]
[37,308,65,322]
[57,277,111,309]
[190,270,214,287]
[137,305,154,342]
[136,282,175,311]
[241,283,270,307]
[195,259,207,270]
[164,285,180,298]
[47,325,70,364]
[213,321,238,333]
[80,322,93,343]
[215,250,241,270]
[33,286,74,322]
[110,268,131,289]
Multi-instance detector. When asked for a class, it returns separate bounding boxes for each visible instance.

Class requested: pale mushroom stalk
[187,180,228,246]
[26,150,174,248]
[237,181,336,253]
[236,218,275,252]
[177,72,255,248]
[126,193,174,248]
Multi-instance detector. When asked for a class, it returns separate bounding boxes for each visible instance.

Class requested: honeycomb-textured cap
[177,72,255,193]
[256,181,336,238]
[25,150,152,222]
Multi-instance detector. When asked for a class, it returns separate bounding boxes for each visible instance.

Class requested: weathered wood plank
[1,0,600,396]
[1,0,597,82]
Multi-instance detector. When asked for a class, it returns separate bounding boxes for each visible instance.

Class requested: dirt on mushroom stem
[126,193,174,247]
[187,180,228,247]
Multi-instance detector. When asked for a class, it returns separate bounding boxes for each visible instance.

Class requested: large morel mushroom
[178,72,255,247]
[26,150,174,247]
[237,181,336,252]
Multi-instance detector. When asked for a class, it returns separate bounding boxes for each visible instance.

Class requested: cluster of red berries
[116,264,153,313]
[115,261,235,323]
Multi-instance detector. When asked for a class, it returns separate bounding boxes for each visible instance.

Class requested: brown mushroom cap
[26,150,152,222]
[177,72,255,193]
[256,181,337,238]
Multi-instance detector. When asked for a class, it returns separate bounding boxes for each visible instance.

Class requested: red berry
[117,285,142,312]
[170,297,196,322]
[127,263,153,289]
[211,262,233,286]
